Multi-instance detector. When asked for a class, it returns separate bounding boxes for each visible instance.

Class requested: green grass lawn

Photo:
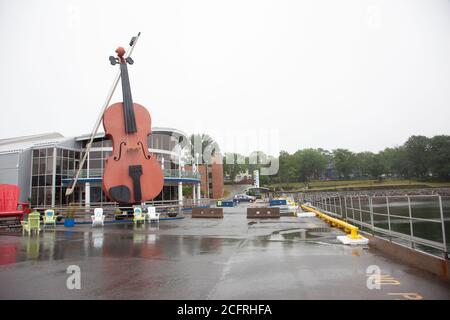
[266,179,450,192]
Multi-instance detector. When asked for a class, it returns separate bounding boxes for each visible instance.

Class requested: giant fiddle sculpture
[65,33,164,204]
[102,47,163,203]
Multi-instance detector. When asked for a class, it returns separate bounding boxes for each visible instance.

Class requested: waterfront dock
[0,204,449,300]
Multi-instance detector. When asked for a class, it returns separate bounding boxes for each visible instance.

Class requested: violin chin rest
[109,185,131,203]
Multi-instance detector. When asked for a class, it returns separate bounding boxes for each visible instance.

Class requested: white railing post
[344,196,348,220]
[438,195,448,259]
[358,196,363,227]
[407,196,415,249]
[351,196,355,222]
[386,196,392,240]
[369,196,374,233]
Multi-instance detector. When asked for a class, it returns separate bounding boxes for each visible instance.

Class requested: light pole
[178,155,183,206]
[195,152,201,203]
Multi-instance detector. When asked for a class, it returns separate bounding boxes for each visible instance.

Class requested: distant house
[234,170,253,184]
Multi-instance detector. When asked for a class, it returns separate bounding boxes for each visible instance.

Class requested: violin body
[102,102,163,204]
[102,45,163,204]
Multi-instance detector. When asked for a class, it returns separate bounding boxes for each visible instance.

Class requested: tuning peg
[109,56,119,65]
[126,57,134,65]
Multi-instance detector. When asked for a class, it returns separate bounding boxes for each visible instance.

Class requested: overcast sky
[1,0,449,156]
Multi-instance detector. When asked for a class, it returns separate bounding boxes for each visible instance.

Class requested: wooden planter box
[192,208,223,218]
[247,207,280,219]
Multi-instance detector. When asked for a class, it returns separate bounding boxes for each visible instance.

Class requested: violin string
[123,62,135,132]
[124,62,136,132]
[121,62,130,133]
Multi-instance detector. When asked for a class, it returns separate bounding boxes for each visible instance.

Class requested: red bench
[0,184,29,224]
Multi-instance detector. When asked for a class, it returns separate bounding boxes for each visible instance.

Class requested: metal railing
[62,168,201,180]
[299,193,449,259]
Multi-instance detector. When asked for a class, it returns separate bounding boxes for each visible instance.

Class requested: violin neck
[120,62,137,134]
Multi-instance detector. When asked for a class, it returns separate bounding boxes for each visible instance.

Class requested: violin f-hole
[137,141,151,159]
[113,142,126,161]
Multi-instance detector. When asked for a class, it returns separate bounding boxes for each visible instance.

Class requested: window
[89,159,102,169]
[55,187,61,206]
[62,158,67,171]
[39,159,45,175]
[90,151,102,159]
[91,140,103,148]
[31,188,38,205]
[46,157,54,174]
[37,189,44,206]
[44,187,52,206]
[32,158,39,175]
[55,157,61,173]
[45,175,53,186]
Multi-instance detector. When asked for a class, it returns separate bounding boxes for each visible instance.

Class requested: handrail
[300,193,449,259]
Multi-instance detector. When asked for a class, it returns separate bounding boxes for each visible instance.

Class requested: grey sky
[1,0,449,156]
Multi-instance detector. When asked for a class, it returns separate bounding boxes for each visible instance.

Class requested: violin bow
[65,32,142,197]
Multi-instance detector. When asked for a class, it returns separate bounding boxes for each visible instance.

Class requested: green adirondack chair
[43,209,57,229]
[133,207,145,224]
[21,210,41,235]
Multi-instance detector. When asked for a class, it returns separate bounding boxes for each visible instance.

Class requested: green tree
[428,135,450,179]
[332,149,356,179]
[355,152,385,178]
[293,149,329,181]
[404,135,431,178]
[277,151,297,183]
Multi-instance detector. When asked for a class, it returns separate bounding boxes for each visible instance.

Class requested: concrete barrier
[192,207,224,218]
[247,207,280,219]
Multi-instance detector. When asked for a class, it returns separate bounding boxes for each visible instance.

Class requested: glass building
[0,128,214,207]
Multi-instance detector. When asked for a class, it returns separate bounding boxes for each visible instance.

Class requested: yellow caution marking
[388,293,423,300]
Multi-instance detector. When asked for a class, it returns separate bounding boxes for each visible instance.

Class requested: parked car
[233,194,256,203]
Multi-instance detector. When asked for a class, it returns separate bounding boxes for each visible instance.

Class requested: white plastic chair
[91,208,105,227]
[146,206,159,223]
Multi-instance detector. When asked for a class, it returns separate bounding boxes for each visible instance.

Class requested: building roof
[0,132,67,154]
[0,127,190,154]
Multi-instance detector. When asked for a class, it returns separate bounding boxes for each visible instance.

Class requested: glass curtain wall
[31,147,80,207]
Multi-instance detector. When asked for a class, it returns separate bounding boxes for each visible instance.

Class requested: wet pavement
[0,204,449,299]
